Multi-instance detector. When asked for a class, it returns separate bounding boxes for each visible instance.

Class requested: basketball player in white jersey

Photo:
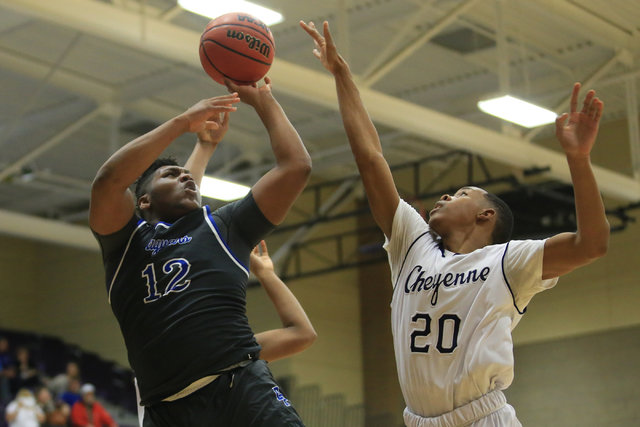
[301,21,609,426]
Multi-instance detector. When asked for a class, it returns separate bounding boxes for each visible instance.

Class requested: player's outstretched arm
[542,83,609,279]
[300,21,399,238]
[89,94,239,235]
[225,78,312,225]
[251,241,317,362]
[184,110,231,187]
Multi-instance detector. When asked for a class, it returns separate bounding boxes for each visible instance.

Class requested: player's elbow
[581,227,610,260]
[355,150,387,174]
[586,240,608,260]
[293,326,317,351]
[92,164,126,193]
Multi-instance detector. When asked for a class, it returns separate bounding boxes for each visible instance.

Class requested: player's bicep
[89,183,136,235]
[357,152,400,238]
[542,232,593,279]
[251,162,310,225]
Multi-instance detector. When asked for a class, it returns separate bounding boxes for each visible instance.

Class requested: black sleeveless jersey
[93,193,274,405]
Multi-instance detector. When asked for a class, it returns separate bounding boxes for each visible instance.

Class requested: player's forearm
[567,154,609,257]
[333,69,385,162]
[94,116,189,190]
[333,66,399,236]
[253,95,312,172]
[256,270,316,336]
[184,140,217,187]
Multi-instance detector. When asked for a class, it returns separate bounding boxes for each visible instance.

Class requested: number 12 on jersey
[410,313,461,354]
[142,258,192,303]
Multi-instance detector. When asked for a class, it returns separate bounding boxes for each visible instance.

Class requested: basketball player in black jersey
[90,79,311,426]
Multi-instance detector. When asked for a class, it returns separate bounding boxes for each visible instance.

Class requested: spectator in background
[35,386,69,427]
[11,347,42,394]
[60,377,82,408]
[70,384,118,427]
[0,337,16,403]
[5,388,45,427]
[47,361,81,398]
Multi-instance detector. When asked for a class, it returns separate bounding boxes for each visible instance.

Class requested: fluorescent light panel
[178,0,284,26]
[477,95,556,128]
[200,176,250,201]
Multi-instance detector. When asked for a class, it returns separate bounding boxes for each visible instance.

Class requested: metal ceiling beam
[0,0,639,203]
[0,107,104,181]
[362,0,482,87]
[535,0,637,51]
[525,50,626,141]
[0,47,260,152]
[0,208,97,250]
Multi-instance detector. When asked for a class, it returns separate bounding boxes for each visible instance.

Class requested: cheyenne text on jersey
[404,265,491,305]
[144,235,193,255]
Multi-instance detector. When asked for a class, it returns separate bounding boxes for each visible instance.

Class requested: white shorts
[403,390,522,427]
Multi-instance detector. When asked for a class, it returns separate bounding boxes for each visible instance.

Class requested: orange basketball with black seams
[199,12,276,85]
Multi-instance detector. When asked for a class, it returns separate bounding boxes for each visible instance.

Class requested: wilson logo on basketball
[226,30,271,59]
[237,14,269,33]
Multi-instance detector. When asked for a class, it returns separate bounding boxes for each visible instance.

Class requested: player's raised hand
[300,20,347,75]
[196,110,230,147]
[179,93,240,133]
[225,77,273,110]
[250,240,275,279]
[555,82,604,158]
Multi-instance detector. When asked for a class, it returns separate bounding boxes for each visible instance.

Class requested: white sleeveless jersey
[384,200,558,418]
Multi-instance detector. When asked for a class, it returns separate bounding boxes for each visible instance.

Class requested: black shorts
[142,360,304,427]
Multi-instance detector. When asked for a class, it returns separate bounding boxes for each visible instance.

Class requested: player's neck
[441,230,491,254]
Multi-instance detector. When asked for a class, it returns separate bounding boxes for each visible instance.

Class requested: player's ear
[477,208,495,223]
[138,194,151,211]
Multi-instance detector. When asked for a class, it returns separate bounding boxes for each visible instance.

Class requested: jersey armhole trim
[108,220,147,304]
[393,231,431,290]
[203,206,249,277]
[501,241,526,315]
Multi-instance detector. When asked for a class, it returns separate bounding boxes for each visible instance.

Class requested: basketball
[199,12,276,85]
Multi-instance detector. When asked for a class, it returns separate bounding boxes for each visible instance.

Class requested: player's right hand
[179,93,240,134]
[300,20,348,75]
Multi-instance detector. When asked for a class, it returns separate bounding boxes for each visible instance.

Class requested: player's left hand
[250,240,275,278]
[196,110,230,147]
[555,82,604,158]
[225,77,273,110]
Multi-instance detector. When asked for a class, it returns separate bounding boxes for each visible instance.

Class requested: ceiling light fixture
[200,176,250,201]
[177,0,284,26]
[477,95,556,128]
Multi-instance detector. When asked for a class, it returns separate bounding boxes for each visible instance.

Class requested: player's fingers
[224,78,239,93]
[570,82,580,113]
[555,112,568,129]
[204,121,220,130]
[221,111,230,127]
[592,99,604,121]
[264,76,272,85]
[323,21,335,46]
[213,92,239,100]
[260,240,268,255]
[305,21,325,43]
[582,89,595,114]
[299,21,317,36]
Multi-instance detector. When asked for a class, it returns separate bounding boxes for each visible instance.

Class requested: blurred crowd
[0,337,118,427]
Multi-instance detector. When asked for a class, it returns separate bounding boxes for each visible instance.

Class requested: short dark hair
[134,157,179,203]
[484,192,513,244]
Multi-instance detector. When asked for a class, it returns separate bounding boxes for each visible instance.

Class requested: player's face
[145,165,202,221]
[428,186,489,234]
